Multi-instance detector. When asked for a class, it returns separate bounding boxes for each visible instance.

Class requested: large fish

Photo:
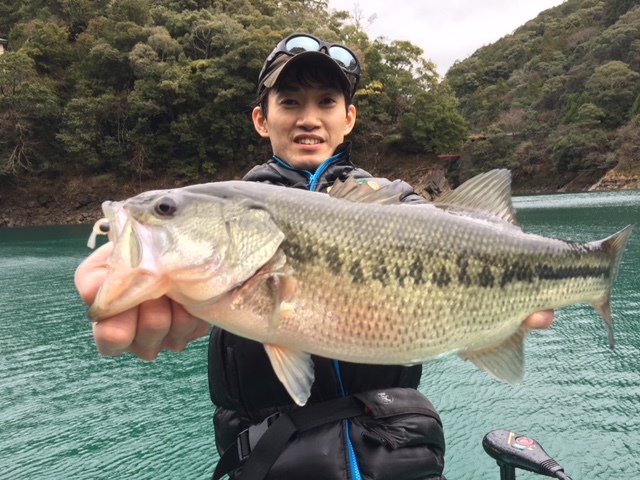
[84,170,633,406]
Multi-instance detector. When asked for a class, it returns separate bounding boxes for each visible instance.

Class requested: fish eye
[154,197,177,216]
[98,221,110,233]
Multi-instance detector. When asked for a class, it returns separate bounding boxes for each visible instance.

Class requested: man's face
[252,82,356,170]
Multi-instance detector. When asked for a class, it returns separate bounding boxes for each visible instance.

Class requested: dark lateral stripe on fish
[285,235,610,291]
[284,240,316,263]
[408,259,426,285]
[479,266,495,288]
[432,266,452,288]
[371,262,391,287]
[325,245,343,274]
[349,259,366,284]
[534,264,610,281]
[499,262,610,288]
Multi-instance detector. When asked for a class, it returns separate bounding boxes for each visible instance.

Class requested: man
[75,33,554,480]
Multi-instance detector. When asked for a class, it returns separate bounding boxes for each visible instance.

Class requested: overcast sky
[327,0,566,76]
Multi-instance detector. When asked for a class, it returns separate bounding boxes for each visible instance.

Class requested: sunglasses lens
[329,46,358,72]
[285,36,321,55]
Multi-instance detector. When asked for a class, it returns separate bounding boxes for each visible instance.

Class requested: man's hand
[75,243,211,360]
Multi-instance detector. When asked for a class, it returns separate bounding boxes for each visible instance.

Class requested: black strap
[212,396,364,480]
[235,413,297,480]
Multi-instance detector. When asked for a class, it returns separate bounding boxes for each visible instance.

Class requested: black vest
[208,144,446,479]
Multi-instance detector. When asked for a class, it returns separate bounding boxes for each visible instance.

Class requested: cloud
[328,0,565,75]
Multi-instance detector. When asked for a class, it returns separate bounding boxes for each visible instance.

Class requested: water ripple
[2,195,640,479]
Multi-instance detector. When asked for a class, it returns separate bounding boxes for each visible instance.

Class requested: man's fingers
[167,302,199,345]
[79,244,211,359]
[92,307,139,356]
[524,310,554,330]
[163,303,211,352]
[75,243,113,305]
[132,297,173,359]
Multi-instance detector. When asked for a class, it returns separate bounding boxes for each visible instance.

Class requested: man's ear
[252,106,270,138]
[344,104,357,136]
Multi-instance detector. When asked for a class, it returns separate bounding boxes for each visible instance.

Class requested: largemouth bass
[84,170,633,406]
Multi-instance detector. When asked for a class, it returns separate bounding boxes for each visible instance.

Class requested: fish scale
[86,170,633,406]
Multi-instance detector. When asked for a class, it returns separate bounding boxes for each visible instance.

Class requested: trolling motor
[483,430,573,480]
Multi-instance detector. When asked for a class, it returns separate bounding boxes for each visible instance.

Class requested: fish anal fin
[264,344,314,406]
[460,324,530,384]
[435,169,520,226]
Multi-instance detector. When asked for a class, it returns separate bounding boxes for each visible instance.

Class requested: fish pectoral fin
[460,324,530,384]
[267,272,296,331]
[263,344,314,406]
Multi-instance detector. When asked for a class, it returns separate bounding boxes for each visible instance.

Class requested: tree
[549,125,608,174]
[1,0,471,182]
[14,20,75,77]
[109,0,151,25]
[354,37,467,154]
[585,60,640,127]
[589,6,640,65]
[57,94,131,171]
[0,51,61,176]
[398,85,469,154]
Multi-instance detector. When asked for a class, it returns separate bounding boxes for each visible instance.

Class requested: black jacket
[208,143,446,479]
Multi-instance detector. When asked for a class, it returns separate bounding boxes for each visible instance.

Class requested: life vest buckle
[237,412,282,461]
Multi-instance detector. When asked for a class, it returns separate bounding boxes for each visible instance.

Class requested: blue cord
[272,151,344,191]
[272,152,360,478]
[333,360,363,480]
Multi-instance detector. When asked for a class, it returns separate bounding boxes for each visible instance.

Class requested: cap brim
[260,51,351,92]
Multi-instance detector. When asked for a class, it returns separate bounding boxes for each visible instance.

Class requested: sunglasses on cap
[258,33,361,92]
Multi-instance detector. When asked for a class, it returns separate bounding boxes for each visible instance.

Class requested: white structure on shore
[0,39,7,55]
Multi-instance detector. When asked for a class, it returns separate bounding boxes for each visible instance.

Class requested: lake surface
[1,191,639,479]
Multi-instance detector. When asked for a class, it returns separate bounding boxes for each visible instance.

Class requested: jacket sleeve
[393,179,430,204]
[359,176,430,205]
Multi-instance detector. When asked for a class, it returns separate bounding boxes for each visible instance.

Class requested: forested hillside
[0,0,467,187]
[1,0,639,227]
[447,0,640,190]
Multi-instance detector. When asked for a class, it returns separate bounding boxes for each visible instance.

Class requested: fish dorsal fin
[329,177,402,205]
[434,169,519,226]
[459,323,530,384]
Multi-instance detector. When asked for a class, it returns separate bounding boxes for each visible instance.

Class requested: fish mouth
[88,201,171,322]
[88,269,169,322]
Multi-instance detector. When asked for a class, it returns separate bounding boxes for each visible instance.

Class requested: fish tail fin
[590,224,634,350]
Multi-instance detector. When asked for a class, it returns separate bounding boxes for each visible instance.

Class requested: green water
[1,191,639,479]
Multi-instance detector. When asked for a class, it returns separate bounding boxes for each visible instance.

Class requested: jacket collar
[271,142,353,191]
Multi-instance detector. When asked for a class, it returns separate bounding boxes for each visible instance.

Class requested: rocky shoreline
[0,176,186,228]
[587,170,640,192]
[1,168,638,229]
